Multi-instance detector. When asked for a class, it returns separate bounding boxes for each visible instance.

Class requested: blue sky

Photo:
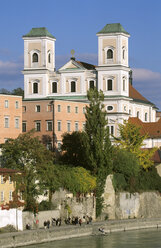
[0,0,161,109]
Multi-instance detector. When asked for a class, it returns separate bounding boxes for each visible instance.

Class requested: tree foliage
[0,131,53,212]
[115,120,156,170]
[84,88,112,217]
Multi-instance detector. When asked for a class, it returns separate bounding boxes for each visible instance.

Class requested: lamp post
[50,100,55,152]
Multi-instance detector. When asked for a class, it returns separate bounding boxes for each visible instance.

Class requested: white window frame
[1,191,4,202]
[145,113,148,122]
[47,120,52,131]
[30,49,40,68]
[9,176,12,184]
[67,105,71,113]
[57,142,62,152]
[15,101,19,109]
[87,78,96,90]
[75,122,79,131]
[35,105,40,112]
[75,106,78,113]
[104,46,114,64]
[35,121,41,132]
[57,121,61,131]
[15,117,19,129]
[107,78,114,91]
[9,191,13,201]
[58,105,61,112]
[5,100,9,108]
[4,116,9,128]
[82,122,86,131]
[1,175,4,184]
[108,125,114,136]
[67,121,71,132]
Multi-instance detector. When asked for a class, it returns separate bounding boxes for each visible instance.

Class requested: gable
[58,60,84,71]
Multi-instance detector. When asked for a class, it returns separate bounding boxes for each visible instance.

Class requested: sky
[0,0,161,109]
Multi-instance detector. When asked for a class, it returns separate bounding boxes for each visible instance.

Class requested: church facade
[22,23,157,148]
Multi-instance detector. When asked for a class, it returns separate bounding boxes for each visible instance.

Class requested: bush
[112,173,127,192]
[38,201,56,211]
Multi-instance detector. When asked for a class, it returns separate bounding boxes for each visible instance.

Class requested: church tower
[22,27,56,99]
[96,23,130,97]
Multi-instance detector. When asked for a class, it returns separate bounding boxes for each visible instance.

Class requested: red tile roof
[76,61,96,70]
[129,84,153,105]
[0,168,18,174]
[129,117,161,138]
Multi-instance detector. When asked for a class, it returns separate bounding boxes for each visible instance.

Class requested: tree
[12,87,24,98]
[115,120,156,170]
[61,131,87,167]
[84,88,112,216]
[0,131,53,212]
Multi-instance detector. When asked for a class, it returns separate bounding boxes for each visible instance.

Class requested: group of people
[64,215,92,226]
[43,220,51,229]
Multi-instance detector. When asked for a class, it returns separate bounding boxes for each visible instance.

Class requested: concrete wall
[0,209,23,230]
[22,210,60,230]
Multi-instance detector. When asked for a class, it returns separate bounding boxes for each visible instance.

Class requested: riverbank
[1,218,161,248]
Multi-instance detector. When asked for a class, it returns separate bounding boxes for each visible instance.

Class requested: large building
[22,23,157,148]
[0,94,22,144]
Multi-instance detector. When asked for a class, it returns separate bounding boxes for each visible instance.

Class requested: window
[75,122,79,131]
[145,113,148,121]
[71,81,76,92]
[48,53,51,63]
[47,104,52,112]
[15,101,19,109]
[108,125,114,135]
[67,121,71,132]
[75,106,78,113]
[58,121,61,131]
[67,106,71,113]
[1,191,4,202]
[5,100,8,108]
[129,109,131,115]
[35,121,41,132]
[137,111,139,118]
[107,49,113,59]
[58,105,61,112]
[4,117,9,128]
[123,49,125,60]
[52,82,57,93]
[47,121,52,131]
[36,105,40,112]
[32,53,38,63]
[22,122,26,132]
[19,192,23,201]
[57,142,62,152]
[89,80,94,90]
[123,78,126,91]
[107,106,113,111]
[107,79,113,91]
[33,82,38,94]
[9,176,12,184]
[83,107,86,114]
[47,143,52,151]
[1,175,4,184]
[15,118,19,129]
[9,191,12,201]
[23,106,26,112]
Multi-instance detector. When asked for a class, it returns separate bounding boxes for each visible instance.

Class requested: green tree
[61,131,87,167]
[84,88,112,216]
[0,131,53,212]
[12,87,24,98]
[115,120,156,170]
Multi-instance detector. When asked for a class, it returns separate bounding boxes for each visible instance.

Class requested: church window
[123,78,126,91]
[145,113,148,121]
[123,49,125,60]
[52,82,57,93]
[107,79,113,91]
[137,111,139,118]
[71,81,76,92]
[32,53,38,63]
[33,82,38,94]
[107,106,113,111]
[107,49,113,59]
[48,53,51,63]
[89,80,94,90]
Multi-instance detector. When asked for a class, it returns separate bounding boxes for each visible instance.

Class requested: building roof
[23,27,56,39]
[76,61,96,70]
[0,168,18,174]
[129,83,156,107]
[129,117,161,138]
[97,23,129,35]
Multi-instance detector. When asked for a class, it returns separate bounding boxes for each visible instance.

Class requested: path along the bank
[1,218,161,248]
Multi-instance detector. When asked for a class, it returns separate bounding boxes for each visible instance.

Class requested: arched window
[123,78,126,91]
[137,111,139,118]
[107,79,113,91]
[145,113,148,121]
[48,53,51,63]
[32,53,38,63]
[71,81,76,92]
[52,82,57,93]
[123,49,125,60]
[107,49,113,59]
[89,80,94,90]
[33,82,38,94]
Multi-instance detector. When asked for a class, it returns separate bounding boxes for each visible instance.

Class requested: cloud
[132,68,161,81]
[0,60,23,75]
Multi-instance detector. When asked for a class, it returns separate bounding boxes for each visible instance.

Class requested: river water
[21,228,161,248]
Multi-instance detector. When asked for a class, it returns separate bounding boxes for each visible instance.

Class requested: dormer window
[32,53,38,63]
[52,82,57,93]
[71,81,76,92]
[107,49,113,59]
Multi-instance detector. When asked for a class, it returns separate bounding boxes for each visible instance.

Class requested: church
[22,23,159,149]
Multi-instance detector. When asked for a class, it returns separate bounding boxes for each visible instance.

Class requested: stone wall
[102,175,161,220]
[52,188,96,220]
